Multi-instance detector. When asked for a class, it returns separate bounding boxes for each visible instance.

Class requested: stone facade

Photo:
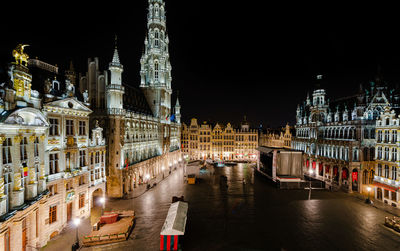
[374,107,400,207]
[81,0,183,198]
[292,75,399,193]
[0,45,107,250]
[259,124,293,148]
[181,118,258,161]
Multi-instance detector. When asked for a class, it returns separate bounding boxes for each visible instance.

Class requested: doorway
[67,202,73,222]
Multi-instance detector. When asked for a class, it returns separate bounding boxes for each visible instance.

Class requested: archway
[342,167,349,186]
[352,169,358,192]
[91,188,104,225]
[333,166,339,183]
[377,187,383,200]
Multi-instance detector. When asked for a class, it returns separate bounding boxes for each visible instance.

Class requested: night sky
[1,2,400,128]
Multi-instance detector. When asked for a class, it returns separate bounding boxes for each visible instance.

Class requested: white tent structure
[160,201,188,236]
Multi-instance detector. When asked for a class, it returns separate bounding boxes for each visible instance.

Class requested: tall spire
[111,35,122,67]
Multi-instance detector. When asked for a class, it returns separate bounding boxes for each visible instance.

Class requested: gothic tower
[105,38,125,197]
[175,96,181,124]
[140,0,172,122]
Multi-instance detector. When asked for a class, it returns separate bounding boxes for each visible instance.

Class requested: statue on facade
[83,90,89,103]
[44,78,52,94]
[64,79,75,97]
[12,44,29,66]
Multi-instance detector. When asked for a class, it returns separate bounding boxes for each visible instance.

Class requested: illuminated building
[374,107,400,207]
[181,118,258,161]
[82,0,182,198]
[292,75,399,193]
[259,124,293,148]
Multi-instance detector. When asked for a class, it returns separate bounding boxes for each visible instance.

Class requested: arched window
[363,170,368,185]
[369,169,375,184]
[154,61,159,81]
[363,128,369,139]
[154,30,159,47]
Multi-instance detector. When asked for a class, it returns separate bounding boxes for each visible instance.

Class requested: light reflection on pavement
[82,163,400,251]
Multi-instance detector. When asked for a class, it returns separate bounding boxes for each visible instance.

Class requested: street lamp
[365,186,372,204]
[308,169,314,200]
[73,218,81,250]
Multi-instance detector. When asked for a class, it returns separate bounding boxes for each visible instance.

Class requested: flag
[125,154,129,169]
[170,114,176,122]
[166,114,169,121]
[23,166,28,177]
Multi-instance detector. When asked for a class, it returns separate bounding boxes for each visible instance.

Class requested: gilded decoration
[12,44,29,66]
[29,167,36,184]
[14,173,22,191]
[0,136,6,145]
[13,135,22,144]
[0,178,4,198]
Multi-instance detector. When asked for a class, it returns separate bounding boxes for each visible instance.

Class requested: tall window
[385,147,390,161]
[154,31,159,47]
[49,118,59,136]
[378,147,382,159]
[378,130,382,142]
[34,137,39,157]
[79,150,86,167]
[2,138,12,165]
[369,169,375,184]
[79,193,85,208]
[154,61,159,81]
[20,137,27,161]
[95,152,100,164]
[79,121,86,136]
[392,148,397,161]
[49,153,59,175]
[49,205,57,224]
[392,166,397,180]
[66,120,74,136]
[384,165,390,178]
[385,131,390,143]
[377,164,382,176]
[393,130,397,143]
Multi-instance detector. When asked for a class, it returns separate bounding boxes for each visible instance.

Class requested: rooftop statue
[12,44,29,66]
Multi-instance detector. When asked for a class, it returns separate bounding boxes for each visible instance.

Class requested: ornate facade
[292,75,399,193]
[0,45,107,250]
[84,0,182,198]
[259,124,293,148]
[181,118,258,161]
[374,107,400,207]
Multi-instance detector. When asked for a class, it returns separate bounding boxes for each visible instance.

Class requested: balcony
[106,84,125,92]
[107,108,126,116]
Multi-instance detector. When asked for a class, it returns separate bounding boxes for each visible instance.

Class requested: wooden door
[67,202,72,221]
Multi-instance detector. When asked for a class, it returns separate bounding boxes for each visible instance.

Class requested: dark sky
[1,2,400,128]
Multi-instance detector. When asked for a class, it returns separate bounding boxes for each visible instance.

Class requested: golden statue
[12,44,29,66]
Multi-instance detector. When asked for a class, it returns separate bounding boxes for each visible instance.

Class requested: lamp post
[73,218,81,250]
[99,197,106,216]
[365,186,372,204]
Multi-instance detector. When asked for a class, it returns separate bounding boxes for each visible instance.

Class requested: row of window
[377,130,397,143]
[377,164,398,180]
[49,119,86,136]
[2,137,40,165]
[49,150,105,175]
[376,147,398,161]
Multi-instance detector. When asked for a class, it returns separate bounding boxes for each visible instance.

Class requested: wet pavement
[48,163,400,251]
